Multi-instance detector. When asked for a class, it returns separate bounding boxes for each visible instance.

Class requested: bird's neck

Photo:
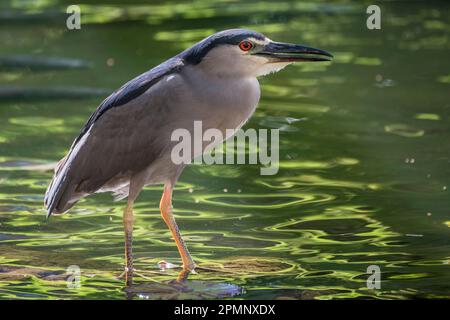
[182,64,260,98]
[181,65,261,129]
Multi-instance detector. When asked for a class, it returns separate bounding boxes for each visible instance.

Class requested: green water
[0,0,449,299]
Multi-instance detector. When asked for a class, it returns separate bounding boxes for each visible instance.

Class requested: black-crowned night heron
[45,29,332,285]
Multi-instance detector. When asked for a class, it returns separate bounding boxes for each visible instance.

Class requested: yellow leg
[160,183,196,280]
[123,199,134,286]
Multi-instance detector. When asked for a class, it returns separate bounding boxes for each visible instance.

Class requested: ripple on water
[1,0,449,300]
[195,193,334,209]
[280,218,373,242]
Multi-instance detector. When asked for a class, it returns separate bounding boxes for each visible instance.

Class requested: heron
[45,29,332,285]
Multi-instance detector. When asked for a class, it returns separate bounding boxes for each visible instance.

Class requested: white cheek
[256,62,292,77]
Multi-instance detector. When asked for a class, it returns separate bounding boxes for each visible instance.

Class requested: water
[0,0,449,299]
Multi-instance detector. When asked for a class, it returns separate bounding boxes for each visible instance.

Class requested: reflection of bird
[45,29,332,285]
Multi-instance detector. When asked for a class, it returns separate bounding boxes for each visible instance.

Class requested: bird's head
[182,29,333,78]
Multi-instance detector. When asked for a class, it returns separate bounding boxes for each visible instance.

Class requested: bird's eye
[238,40,254,52]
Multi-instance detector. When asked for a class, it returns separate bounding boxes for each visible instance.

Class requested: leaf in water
[384,124,425,138]
[414,113,441,121]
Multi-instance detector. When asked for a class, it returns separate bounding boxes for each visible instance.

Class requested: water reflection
[0,0,449,299]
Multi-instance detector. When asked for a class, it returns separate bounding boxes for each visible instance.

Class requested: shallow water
[0,0,449,299]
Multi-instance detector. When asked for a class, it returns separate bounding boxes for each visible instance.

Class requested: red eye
[239,40,253,51]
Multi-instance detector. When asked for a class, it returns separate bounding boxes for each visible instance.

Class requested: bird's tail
[44,156,77,218]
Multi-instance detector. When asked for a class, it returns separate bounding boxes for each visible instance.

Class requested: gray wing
[45,57,184,216]
[74,57,184,145]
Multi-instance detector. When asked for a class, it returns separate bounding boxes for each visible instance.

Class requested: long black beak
[256,41,333,62]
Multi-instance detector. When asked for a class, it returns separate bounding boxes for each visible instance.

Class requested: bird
[44,29,332,285]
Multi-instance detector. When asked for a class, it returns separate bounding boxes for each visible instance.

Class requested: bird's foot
[183,262,197,273]
[175,262,197,282]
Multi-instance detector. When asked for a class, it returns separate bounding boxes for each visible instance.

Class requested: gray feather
[45,57,184,215]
